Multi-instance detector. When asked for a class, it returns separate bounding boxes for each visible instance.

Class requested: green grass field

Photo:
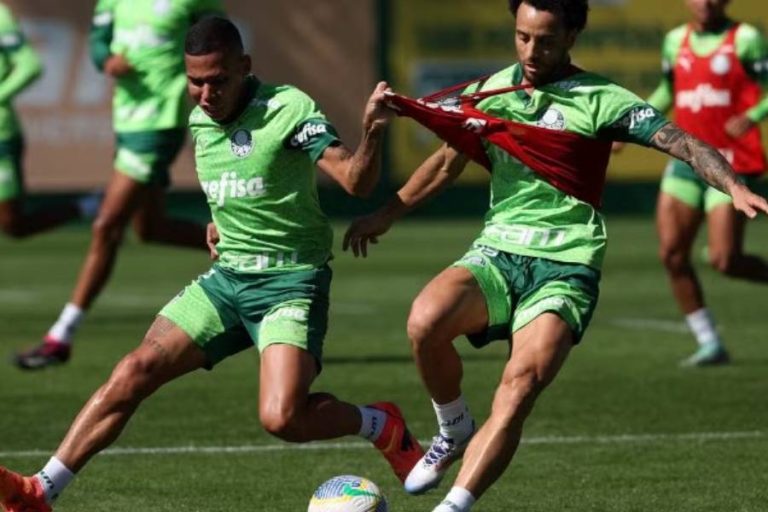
[1,218,767,511]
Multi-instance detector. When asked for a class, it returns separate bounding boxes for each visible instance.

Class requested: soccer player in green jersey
[13,0,225,370]
[649,0,768,366]
[0,17,424,511]
[0,2,87,238]
[344,1,768,510]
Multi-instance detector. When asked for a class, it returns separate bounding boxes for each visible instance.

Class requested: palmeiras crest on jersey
[710,53,731,75]
[536,107,566,131]
[231,129,254,158]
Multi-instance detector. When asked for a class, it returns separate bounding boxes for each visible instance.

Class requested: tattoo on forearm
[651,124,738,193]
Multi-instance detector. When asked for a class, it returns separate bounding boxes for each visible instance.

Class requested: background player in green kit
[343,1,768,510]
[0,2,87,238]
[13,0,225,370]
[0,17,424,512]
[649,0,768,366]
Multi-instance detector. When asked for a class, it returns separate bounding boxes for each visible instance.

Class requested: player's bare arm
[103,54,133,77]
[650,122,768,218]
[317,82,392,198]
[343,144,468,257]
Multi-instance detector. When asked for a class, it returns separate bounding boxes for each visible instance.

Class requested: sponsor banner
[5,0,374,190]
[387,0,768,182]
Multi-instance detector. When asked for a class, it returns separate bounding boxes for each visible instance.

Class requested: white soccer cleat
[404,430,474,495]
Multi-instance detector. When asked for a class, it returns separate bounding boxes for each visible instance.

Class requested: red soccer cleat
[0,467,51,512]
[367,402,425,484]
[12,337,70,371]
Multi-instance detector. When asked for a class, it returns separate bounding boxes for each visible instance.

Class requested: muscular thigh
[657,191,703,252]
[503,313,573,389]
[131,316,208,380]
[411,264,490,341]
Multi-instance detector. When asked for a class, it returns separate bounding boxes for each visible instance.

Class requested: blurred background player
[0,2,89,239]
[0,17,422,512]
[650,0,768,366]
[13,0,224,370]
[344,0,768,510]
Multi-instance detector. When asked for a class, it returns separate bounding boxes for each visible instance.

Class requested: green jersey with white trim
[191,77,341,273]
[90,0,224,133]
[0,2,42,141]
[467,64,667,269]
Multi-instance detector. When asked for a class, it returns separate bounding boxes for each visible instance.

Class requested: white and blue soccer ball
[308,475,388,512]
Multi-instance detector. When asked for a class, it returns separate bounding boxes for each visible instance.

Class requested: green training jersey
[0,2,42,141]
[466,64,667,269]
[90,0,224,133]
[649,22,768,122]
[190,77,341,273]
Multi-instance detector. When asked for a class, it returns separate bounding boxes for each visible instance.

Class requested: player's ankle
[357,405,387,442]
[432,487,476,512]
[35,457,75,504]
[433,395,474,442]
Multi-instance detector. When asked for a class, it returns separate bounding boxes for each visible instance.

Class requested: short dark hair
[185,16,244,56]
[508,0,589,32]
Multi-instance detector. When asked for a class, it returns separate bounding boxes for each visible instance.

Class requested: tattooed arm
[650,122,768,218]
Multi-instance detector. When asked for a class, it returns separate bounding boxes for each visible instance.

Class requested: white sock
[432,487,476,512]
[433,396,474,442]
[46,303,84,345]
[357,406,387,442]
[685,308,721,348]
[35,457,75,504]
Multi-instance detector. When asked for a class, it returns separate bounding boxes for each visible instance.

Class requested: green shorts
[0,137,24,202]
[453,246,600,347]
[159,264,332,369]
[661,159,761,212]
[114,129,186,187]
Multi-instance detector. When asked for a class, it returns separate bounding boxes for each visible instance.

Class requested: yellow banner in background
[388,0,768,182]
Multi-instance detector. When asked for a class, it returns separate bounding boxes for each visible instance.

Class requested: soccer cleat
[368,402,425,484]
[680,342,730,367]
[0,467,51,512]
[404,429,474,495]
[12,338,71,370]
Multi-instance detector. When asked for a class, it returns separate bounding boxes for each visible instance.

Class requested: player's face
[685,0,730,26]
[185,50,251,122]
[514,3,578,86]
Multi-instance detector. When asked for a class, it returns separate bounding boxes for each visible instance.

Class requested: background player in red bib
[650,0,768,366]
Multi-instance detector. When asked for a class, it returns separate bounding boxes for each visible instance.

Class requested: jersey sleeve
[595,85,668,145]
[0,5,42,104]
[646,31,677,113]
[282,90,341,163]
[736,24,768,123]
[89,0,116,72]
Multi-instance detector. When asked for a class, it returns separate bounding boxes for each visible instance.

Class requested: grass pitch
[1,217,766,511]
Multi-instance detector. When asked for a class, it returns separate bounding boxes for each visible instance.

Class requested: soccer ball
[307,475,388,512]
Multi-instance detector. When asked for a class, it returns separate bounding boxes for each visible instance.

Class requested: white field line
[0,430,762,459]
[609,317,690,334]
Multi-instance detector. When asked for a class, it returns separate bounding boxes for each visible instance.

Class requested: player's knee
[709,250,738,275]
[91,215,126,247]
[492,368,542,423]
[406,301,442,350]
[659,245,688,273]
[109,351,160,403]
[259,401,307,442]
